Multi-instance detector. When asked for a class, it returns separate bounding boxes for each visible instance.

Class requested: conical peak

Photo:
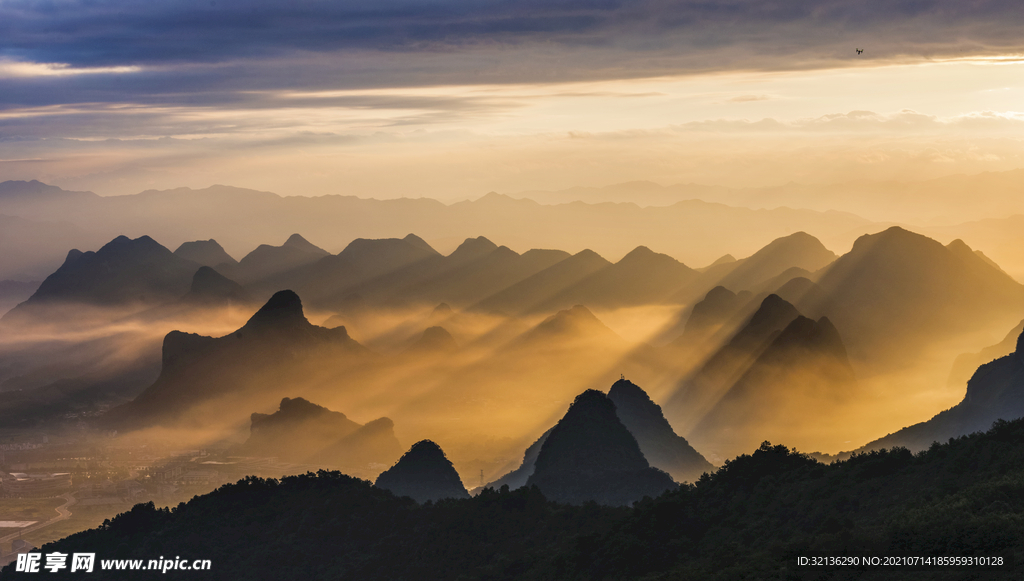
[242,290,307,331]
[407,439,446,458]
[282,233,327,254]
[608,378,651,404]
[750,294,797,324]
[402,233,437,253]
[190,265,234,291]
[704,285,736,302]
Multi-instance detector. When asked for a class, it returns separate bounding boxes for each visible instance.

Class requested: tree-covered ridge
[6,419,1024,580]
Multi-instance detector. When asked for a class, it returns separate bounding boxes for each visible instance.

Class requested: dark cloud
[1,0,1023,121]
[2,1,1022,69]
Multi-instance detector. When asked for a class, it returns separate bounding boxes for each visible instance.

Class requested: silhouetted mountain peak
[375,440,470,503]
[402,233,436,253]
[448,236,498,262]
[747,294,799,331]
[570,248,609,265]
[526,389,677,505]
[262,397,345,424]
[174,239,237,267]
[188,266,245,298]
[769,315,849,360]
[63,248,84,266]
[99,234,170,258]
[704,285,735,303]
[527,304,616,342]
[707,254,736,267]
[408,326,458,353]
[283,233,329,255]
[240,290,307,332]
[608,378,714,482]
[532,390,649,475]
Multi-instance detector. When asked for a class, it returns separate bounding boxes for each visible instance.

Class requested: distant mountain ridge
[0,179,879,284]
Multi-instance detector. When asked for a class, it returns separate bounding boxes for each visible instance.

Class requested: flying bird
[856,48,863,55]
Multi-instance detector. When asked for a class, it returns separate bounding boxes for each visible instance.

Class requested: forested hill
[6,418,1024,580]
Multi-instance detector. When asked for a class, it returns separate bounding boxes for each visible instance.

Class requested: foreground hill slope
[19,416,1024,580]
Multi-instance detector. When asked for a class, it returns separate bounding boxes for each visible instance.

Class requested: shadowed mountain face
[475,249,612,315]
[531,246,698,311]
[183,266,249,305]
[607,379,714,483]
[374,440,470,503]
[949,318,1024,387]
[802,227,1024,362]
[236,233,330,283]
[670,285,753,350]
[709,231,836,294]
[406,326,458,354]
[669,232,836,305]
[254,234,443,308]
[667,294,855,458]
[854,327,1024,455]
[239,397,401,478]
[526,390,677,506]
[516,304,619,346]
[102,290,364,430]
[690,315,856,456]
[482,428,553,492]
[2,235,201,321]
[173,239,238,268]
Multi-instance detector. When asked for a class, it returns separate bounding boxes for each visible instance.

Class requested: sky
[2,0,1024,201]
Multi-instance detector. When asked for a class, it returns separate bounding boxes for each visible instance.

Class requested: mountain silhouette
[239,397,401,477]
[173,239,238,268]
[690,314,856,457]
[236,233,330,283]
[182,266,250,305]
[666,294,804,437]
[475,249,611,315]
[374,440,470,503]
[102,290,364,430]
[673,232,836,304]
[2,235,201,321]
[406,326,458,354]
[525,390,677,505]
[512,304,621,350]
[802,227,1024,362]
[533,246,698,311]
[404,242,570,309]
[608,378,714,483]
[254,234,441,308]
[670,285,753,349]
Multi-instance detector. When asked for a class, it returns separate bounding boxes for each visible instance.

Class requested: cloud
[672,109,1024,134]
[2,1,1024,91]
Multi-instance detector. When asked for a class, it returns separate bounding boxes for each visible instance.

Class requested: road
[0,492,77,549]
